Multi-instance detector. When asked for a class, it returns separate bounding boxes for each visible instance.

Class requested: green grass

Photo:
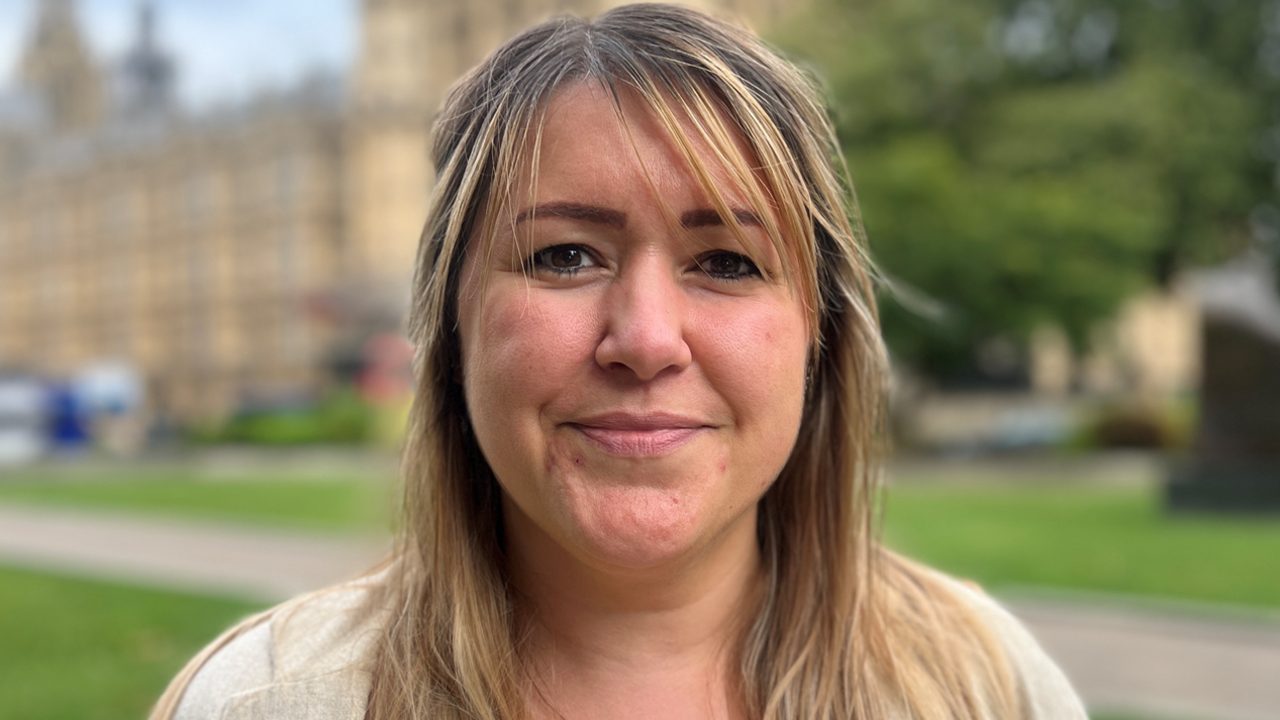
[4,469,1280,610]
[0,566,1157,720]
[0,476,393,532]
[0,565,1147,720]
[0,472,1268,720]
[0,566,264,720]
[883,481,1280,610]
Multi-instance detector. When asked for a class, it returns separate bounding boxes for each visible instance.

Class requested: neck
[504,501,762,720]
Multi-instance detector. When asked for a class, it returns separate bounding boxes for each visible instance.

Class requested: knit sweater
[167,571,1088,720]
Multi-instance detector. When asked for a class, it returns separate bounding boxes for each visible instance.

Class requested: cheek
[694,296,809,438]
[462,287,601,427]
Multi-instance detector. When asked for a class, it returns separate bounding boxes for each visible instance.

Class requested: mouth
[566,412,711,457]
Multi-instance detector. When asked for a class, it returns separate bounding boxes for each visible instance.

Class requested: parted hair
[365,5,1021,719]
[151,5,1023,720]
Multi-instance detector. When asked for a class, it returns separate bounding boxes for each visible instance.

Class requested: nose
[594,257,692,382]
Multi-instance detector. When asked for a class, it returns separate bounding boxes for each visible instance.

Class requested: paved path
[0,504,387,602]
[1014,598,1280,720]
[2,503,1278,720]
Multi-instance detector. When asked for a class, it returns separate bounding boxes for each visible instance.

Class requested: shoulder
[169,619,274,720]
[161,570,391,720]
[924,569,1089,720]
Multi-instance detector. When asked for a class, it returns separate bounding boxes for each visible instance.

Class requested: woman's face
[457,82,809,574]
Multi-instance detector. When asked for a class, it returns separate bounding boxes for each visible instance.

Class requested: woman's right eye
[528,244,597,275]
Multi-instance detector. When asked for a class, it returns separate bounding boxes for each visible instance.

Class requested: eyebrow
[680,208,764,229]
[514,203,627,229]
[512,203,764,231]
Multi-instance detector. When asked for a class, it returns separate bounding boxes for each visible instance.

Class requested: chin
[563,481,759,573]
[571,488,702,569]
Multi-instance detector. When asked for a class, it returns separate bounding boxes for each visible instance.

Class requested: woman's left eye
[695,251,761,281]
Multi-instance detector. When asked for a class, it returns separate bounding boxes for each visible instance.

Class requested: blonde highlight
[369,6,1021,720]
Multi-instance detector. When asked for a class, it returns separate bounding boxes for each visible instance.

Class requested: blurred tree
[775,0,1271,381]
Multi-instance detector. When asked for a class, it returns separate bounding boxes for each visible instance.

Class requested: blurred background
[0,0,1278,719]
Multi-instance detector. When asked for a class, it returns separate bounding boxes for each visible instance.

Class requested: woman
[154,5,1086,719]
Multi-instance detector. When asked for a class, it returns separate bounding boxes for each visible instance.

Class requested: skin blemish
[718,457,728,474]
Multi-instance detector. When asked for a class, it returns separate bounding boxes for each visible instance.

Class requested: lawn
[3,468,1279,609]
[0,475,393,532]
[0,566,1138,720]
[0,566,264,720]
[882,480,1280,610]
[2,469,1274,720]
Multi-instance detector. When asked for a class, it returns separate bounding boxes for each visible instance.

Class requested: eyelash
[525,244,762,282]
[526,245,598,276]
[694,250,762,281]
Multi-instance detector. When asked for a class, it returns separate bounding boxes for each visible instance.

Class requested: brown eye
[529,244,597,275]
[547,246,583,269]
[698,251,760,280]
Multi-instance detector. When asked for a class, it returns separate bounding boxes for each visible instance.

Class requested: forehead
[460,77,820,339]
[516,80,764,209]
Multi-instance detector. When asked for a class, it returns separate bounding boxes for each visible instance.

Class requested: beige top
[166,572,1088,720]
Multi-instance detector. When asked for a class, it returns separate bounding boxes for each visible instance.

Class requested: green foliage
[197,385,378,446]
[0,567,261,720]
[775,0,1272,376]
[884,481,1280,609]
[1070,397,1197,450]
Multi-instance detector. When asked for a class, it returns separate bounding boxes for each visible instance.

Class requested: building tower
[115,2,175,120]
[343,0,436,313]
[343,0,597,309]
[18,0,104,133]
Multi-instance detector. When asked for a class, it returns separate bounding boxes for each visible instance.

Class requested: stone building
[0,0,792,424]
[0,2,354,422]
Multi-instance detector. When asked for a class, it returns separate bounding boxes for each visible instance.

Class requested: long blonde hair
[370,5,1019,719]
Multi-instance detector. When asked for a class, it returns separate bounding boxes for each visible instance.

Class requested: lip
[566,412,711,457]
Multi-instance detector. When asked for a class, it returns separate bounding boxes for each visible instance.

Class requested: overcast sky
[0,0,358,108]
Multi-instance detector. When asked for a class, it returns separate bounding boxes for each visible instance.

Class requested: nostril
[594,319,692,381]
